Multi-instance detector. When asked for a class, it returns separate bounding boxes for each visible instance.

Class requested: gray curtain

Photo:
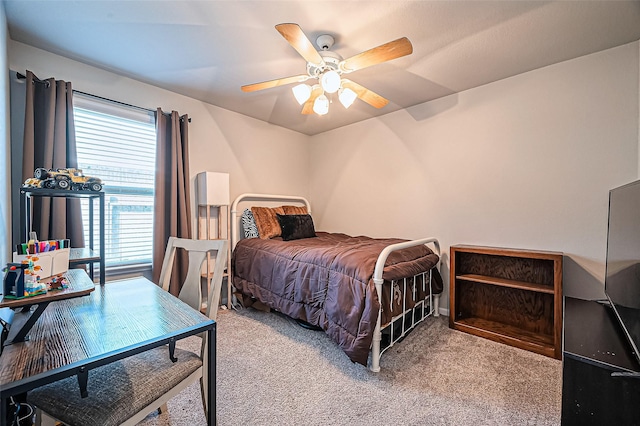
[152,109,192,296]
[21,70,84,247]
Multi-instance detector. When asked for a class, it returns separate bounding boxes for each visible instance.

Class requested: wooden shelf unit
[449,245,563,359]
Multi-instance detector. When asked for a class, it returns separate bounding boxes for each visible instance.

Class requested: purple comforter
[232,232,441,365]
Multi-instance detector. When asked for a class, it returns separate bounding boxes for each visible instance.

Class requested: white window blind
[73,93,156,268]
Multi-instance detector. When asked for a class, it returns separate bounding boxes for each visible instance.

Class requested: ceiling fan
[241,23,413,115]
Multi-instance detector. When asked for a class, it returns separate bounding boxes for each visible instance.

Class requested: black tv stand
[562,297,640,425]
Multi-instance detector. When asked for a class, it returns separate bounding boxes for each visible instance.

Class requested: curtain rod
[17,72,191,122]
[74,89,154,114]
[16,71,49,86]
[75,90,191,123]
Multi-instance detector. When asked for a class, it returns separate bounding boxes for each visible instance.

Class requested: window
[73,93,156,270]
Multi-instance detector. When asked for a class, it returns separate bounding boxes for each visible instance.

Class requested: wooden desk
[0,277,215,426]
[0,269,95,344]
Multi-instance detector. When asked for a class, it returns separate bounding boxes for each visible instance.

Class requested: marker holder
[13,248,70,280]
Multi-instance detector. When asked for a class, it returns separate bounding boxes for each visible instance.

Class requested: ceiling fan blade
[341,79,389,109]
[241,75,309,92]
[275,23,324,66]
[301,86,323,115]
[340,37,413,73]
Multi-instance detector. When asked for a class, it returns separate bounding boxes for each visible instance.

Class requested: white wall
[7,37,640,309]
[8,40,310,239]
[309,41,640,310]
[1,5,10,265]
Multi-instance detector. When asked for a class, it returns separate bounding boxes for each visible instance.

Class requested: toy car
[34,168,103,191]
[22,177,43,188]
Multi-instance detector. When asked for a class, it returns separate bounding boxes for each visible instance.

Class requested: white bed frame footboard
[370,238,441,372]
[230,193,441,372]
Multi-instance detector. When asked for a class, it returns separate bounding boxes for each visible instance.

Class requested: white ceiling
[4,1,640,136]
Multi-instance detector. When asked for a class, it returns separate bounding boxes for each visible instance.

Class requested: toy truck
[34,168,103,191]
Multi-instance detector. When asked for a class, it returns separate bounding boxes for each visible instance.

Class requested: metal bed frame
[230,193,441,372]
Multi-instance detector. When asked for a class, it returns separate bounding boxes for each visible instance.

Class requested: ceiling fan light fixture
[292,83,312,104]
[313,94,329,115]
[338,87,357,109]
[242,24,407,116]
[320,70,341,94]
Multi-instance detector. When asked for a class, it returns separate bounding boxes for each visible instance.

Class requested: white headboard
[230,193,311,250]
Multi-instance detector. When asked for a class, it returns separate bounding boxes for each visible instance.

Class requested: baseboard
[438,307,449,317]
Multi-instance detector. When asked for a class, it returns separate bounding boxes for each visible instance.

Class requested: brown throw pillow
[251,206,285,239]
[276,214,317,241]
[282,205,308,215]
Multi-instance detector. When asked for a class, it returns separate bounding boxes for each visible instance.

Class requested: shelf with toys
[19,187,105,284]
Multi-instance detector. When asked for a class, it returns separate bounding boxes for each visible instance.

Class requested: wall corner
[1,4,11,265]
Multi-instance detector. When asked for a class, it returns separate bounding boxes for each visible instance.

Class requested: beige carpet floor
[139,307,562,426]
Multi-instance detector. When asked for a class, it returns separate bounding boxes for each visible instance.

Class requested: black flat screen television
[605,179,640,365]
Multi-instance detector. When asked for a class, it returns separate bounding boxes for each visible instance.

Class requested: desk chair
[28,237,228,426]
